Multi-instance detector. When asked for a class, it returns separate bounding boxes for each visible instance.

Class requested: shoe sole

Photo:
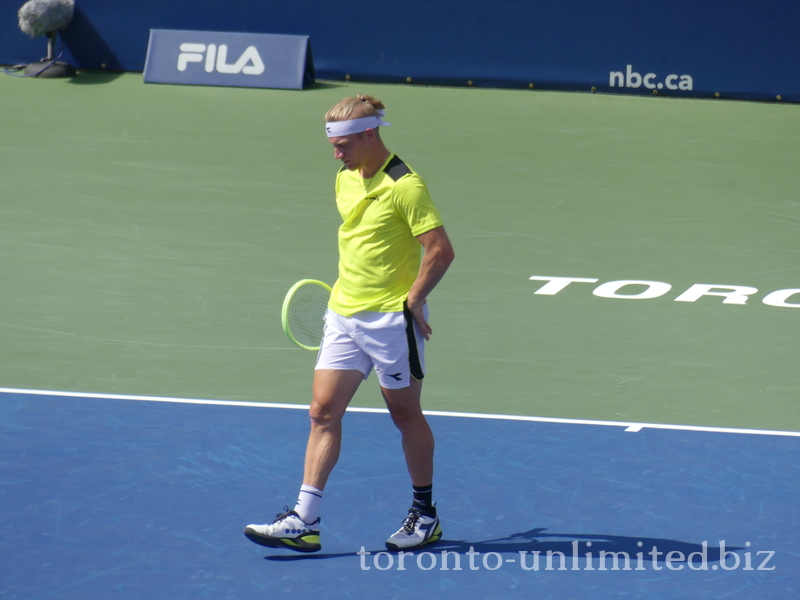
[385,522,443,552]
[244,528,321,553]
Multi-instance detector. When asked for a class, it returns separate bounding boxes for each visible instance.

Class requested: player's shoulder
[384,156,429,202]
[383,155,418,183]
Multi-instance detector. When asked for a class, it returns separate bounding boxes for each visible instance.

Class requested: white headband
[325,110,391,137]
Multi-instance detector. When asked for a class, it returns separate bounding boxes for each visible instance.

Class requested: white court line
[2,386,800,438]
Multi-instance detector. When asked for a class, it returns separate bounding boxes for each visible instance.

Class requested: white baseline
[1,387,799,439]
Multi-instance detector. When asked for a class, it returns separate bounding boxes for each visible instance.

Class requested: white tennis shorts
[315,304,427,389]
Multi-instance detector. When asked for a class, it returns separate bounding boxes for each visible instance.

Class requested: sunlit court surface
[1,72,799,598]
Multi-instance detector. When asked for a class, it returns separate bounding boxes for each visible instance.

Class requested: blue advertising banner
[143,30,314,90]
[1,1,797,102]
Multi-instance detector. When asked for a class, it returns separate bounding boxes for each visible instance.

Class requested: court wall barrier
[1,0,797,102]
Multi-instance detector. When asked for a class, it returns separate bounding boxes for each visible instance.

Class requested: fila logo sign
[530,276,800,308]
[144,29,314,90]
[178,43,265,75]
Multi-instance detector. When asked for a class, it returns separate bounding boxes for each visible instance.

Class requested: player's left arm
[406,226,455,340]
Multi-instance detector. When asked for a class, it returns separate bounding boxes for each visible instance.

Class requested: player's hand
[406,299,432,341]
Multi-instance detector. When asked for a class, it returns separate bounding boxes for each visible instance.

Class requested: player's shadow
[435,528,744,566]
[264,527,743,565]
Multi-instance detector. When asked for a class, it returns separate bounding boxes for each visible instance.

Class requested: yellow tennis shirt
[329,154,443,317]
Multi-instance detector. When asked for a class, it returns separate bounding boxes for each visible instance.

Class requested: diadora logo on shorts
[530,276,800,308]
[366,196,380,202]
[177,43,265,75]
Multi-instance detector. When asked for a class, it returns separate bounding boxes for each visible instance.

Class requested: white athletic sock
[294,484,323,523]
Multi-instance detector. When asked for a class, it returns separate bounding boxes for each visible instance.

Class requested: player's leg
[244,369,363,552]
[381,379,434,488]
[303,369,365,489]
[382,380,442,551]
[302,313,373,490]
[370,305,432,482]
[366,306,441,550]
[245,310,370,552]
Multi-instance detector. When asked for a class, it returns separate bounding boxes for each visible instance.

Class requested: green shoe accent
[282,534,321,552]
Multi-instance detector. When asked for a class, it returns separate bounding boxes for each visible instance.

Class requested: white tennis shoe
[385,508,442,551]
[244,508,321,553]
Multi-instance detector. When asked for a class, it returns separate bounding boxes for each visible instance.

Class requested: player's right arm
[406,226,455,340]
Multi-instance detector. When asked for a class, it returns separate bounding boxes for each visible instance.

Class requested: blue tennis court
[1,389,796,599]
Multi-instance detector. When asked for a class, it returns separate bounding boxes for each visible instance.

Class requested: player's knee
[388,404,425,431]
[308,400,343,429]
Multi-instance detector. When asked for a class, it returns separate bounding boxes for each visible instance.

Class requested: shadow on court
[308,80,348,90]
[264,528,741,566]
[68,70,124,84]
[438,529,743,565]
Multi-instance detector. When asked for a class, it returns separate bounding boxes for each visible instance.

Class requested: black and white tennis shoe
[385,508,442,551]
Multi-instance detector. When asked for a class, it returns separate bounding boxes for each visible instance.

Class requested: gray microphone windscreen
[18,0,75,38]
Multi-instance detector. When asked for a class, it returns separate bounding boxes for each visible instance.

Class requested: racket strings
[287,285,329,348]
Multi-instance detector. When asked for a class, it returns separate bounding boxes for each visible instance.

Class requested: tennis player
[245,94,454,552]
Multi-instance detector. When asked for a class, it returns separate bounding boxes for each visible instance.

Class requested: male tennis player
[245,94,454,552]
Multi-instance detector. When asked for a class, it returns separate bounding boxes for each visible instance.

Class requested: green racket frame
[281,279,332,351]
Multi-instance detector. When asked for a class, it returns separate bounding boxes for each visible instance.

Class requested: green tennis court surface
[1,72,798,431]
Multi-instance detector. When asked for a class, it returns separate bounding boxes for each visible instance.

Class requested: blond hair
[325,94,386,123]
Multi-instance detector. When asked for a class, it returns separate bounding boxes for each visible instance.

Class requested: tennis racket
[281,279,332,350]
